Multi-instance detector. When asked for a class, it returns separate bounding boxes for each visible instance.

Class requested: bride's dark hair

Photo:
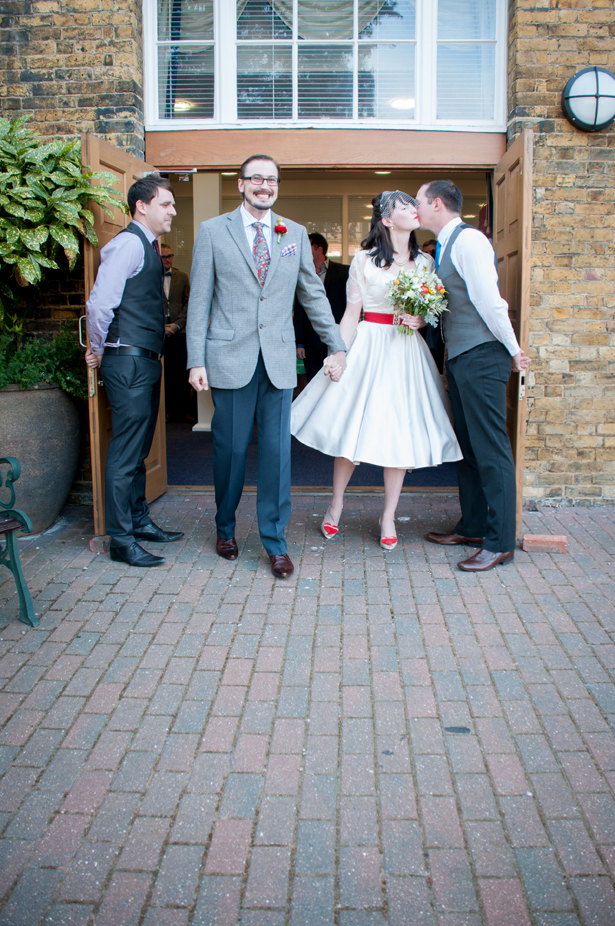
[361,191,419,269]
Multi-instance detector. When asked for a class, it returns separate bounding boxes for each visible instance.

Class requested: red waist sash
[364,312,395,325]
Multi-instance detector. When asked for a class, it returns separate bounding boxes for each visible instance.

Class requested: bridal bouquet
[386,267,448,336]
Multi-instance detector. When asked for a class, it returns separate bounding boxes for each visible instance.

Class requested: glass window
[298,46,354,119]
[237,45,292,120]
[148,0,504,127]
[156,0,215,119]
[437,0,497,120]
[158,45,214,118]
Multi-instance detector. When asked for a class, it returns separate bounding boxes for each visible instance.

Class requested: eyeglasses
[162,253,173,258]
[243,175,280,186]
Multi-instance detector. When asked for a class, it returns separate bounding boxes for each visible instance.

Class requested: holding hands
[323,350,347,383]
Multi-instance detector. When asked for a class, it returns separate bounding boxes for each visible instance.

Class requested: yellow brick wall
[508,0,615,506]
[0,0,145,156]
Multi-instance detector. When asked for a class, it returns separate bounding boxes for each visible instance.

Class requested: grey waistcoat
[439,222,498,361]
[107,222,165,355]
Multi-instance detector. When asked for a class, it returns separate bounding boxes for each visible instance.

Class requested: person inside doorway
[421,238,437,259]
[294,233,349,382]
[160,244,194,422]
[291,190,462,551]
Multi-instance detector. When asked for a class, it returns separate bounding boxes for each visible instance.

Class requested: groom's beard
[243,190,277,212]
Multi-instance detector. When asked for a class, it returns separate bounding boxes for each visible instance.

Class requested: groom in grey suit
[187,154,347,578]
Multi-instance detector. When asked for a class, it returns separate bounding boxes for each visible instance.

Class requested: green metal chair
[0,457,37,627]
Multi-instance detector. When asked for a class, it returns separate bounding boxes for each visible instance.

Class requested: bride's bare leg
[329,457,356,523]
[382,468,406,537]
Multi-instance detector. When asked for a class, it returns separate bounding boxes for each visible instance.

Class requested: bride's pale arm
[339,301,362,347]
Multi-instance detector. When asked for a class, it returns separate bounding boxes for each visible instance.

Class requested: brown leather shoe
[270,554,294,578]
[427,531,485,546]
[216,536,238,560]
[457,549,514,572]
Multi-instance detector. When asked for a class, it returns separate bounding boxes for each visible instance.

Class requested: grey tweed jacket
[186,207,346,390]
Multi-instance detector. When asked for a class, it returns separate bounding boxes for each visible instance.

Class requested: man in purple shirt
[85,175,184,567]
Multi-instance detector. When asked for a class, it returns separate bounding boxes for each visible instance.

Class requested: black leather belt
[104,346,161,360]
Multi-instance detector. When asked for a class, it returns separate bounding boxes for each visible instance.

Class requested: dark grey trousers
[211,354,292,556]
[446,341,517,553]
[100,354,161,545]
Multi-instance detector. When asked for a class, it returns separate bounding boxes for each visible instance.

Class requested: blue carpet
[166,424,458,488]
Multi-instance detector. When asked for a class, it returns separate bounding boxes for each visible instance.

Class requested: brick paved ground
[1,492,615,925]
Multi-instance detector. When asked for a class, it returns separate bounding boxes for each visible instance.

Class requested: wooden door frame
[493,128,533,536]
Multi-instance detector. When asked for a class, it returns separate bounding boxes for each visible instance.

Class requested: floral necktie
[252,222,270,286]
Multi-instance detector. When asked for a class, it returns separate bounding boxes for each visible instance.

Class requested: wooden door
[493,129,533,537]
[81,135,168,536]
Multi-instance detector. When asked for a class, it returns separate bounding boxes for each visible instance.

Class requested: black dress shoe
[133,523,184,543]
[270,554,294,578]
[110,542,166,567]
[216,536,239,560]
[427,530,485,546]
[457,549,514,572]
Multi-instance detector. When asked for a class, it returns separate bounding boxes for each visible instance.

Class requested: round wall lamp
[561,67,615,132]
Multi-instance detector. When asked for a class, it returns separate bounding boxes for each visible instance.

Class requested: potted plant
[0,115,121,532]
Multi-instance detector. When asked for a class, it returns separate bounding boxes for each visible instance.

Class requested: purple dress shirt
[86,220,158,355]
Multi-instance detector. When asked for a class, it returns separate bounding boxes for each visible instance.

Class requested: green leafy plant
[0,115,122,284]
[0,115,124,395]
[0,328,87,399]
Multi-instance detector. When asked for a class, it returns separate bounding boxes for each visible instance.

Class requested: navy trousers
[100,354,161,545]
[211,354,292,556]
[446,341,517,553]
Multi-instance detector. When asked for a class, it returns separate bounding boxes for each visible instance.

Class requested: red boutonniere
[274,218,287,243]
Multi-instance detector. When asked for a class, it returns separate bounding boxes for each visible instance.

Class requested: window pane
[237,0,292,40]
[438,0,496,41]
[348,195,375,257]
[237,45,292,119]
[158,45,214,118]
[359,0,416,41]
[437,43,495,119]
[298,45,353,118]
[157,0,213,42]
[297,0,353,40]
[358,44,415,119]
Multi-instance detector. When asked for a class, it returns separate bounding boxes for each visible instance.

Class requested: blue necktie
[435,240,441,271]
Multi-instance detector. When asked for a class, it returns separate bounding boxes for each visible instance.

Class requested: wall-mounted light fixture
[561,67,615,132]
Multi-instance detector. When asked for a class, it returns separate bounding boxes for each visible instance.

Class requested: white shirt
[164,271,172,300]
[438,217,520,357]
[86,219,159,354]
[241,203,272,252]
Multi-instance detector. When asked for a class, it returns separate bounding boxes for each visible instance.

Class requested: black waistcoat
[107,222,165,354]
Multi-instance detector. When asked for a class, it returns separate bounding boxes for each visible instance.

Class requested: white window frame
[144,0,508,132]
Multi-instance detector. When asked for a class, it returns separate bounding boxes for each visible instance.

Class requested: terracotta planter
[0,384,80,533]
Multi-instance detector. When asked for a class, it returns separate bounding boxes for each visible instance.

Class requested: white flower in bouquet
[385,267,449,336]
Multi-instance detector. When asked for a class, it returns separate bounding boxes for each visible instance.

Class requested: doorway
[163,167,491,492]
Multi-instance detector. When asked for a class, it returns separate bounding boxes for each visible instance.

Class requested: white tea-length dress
[290,249,462,470]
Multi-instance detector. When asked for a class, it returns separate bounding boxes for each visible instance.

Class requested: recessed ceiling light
[464,214,477,218]
[375,171,391,175]
[221,172,237,176]
[173,100,193,113]
[389,97,415,110]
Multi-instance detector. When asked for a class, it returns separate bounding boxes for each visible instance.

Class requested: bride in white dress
[291,190,462,550]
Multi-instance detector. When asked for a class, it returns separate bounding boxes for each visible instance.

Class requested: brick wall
[508,0,615,506]
[0,0,145,157]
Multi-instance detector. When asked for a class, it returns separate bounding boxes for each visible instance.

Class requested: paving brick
[94,872,151,926]
[479,878,532,926]
[152,844,204,906]
[118,817,171,870]
[205,819,251,874]
[338,846,383,909]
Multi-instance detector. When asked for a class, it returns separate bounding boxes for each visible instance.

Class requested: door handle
[518,373,526,401]
[78,315,87,348]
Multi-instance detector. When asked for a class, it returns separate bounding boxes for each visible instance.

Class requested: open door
[493,128,533,537]
[81,135,167,537]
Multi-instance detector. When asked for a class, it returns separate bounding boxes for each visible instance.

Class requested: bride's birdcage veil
[376,190,417,220]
